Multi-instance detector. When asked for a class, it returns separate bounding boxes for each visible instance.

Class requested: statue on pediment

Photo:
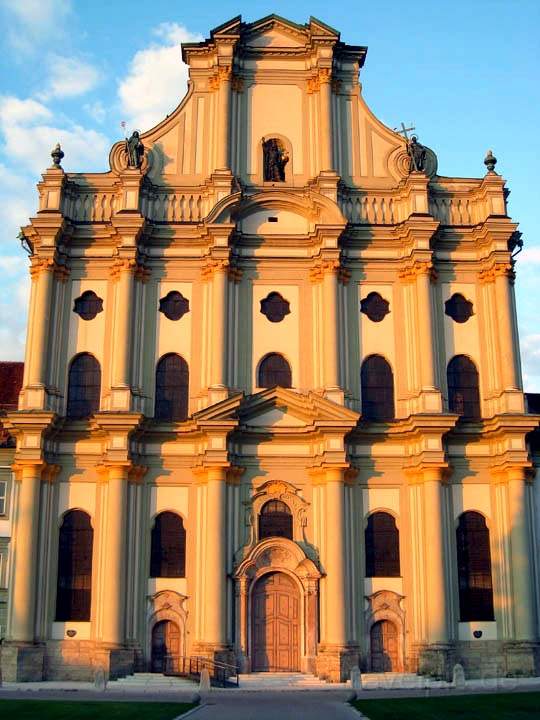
[262,137,289,181]
[407,135,427,172]
[126,131,144,168]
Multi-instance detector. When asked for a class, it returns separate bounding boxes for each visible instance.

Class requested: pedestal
[417,642,455,680]
[315,645,359,683]
[504,641,539,677]
[1,643,44,682]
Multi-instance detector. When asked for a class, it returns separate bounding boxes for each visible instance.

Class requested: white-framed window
[0,480,7,515]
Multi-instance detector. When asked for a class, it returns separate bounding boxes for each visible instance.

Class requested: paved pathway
[193,690,358,720]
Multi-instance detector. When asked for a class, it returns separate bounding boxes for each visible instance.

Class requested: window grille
[365,512,400,577]
[55,510,93,621]
[258,353,292,388]
[155,354,189,421]
[66,354,101,419]
[447,355,481,420]
[259,500,293,540]
[456,511,494,621]
[0,480,6,515]
[150,512,186,578]
[361,355,395,421]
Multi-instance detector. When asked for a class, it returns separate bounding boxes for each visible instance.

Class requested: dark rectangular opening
[268,216,278,223]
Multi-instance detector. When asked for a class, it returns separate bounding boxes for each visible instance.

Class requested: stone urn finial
[484,149,497,174]
[51,142,64,169]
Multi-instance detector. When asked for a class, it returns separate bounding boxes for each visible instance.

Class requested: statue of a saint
[125,131,144,168]
[262,137,289,182]
[407,135,427,172]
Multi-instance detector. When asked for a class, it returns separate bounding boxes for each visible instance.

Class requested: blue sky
[0,0,539,388]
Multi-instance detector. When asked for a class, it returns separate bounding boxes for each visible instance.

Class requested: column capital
[309,464,356,484]
[11,460,60,482]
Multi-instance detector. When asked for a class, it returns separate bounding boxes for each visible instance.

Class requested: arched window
[259,500,293,540]
[365,512,400,577]
[447,355,481,420]
[150,512,186,578]
[56,510,93,621]
[456,511,494,621]
[66,353,101,419]
[361,355,395,421]
[155,354,189,421]
[258,353,292,389]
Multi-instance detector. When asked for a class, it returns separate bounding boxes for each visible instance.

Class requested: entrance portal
[151,620,180,672]
[252,572,300,671]
[370,619,398,672]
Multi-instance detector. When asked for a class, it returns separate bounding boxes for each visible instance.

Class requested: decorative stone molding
[309,258,340,282]
[146,590,188,666]
[209,65,232,90]
[231,74,244,93]
[242,479,310,548]
[201,258,230,280]
[398,259,437,283]
[478,262,515,284]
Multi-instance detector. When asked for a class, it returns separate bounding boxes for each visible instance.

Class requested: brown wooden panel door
[252,572,300,671]
[370,620,398,672]
[151,620,180,672]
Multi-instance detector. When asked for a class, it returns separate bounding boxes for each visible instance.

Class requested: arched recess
[66,353,101,419]
[364,590,405,672]
[146,590,187,672]
[259,499,293,540]
[233,537,322,674]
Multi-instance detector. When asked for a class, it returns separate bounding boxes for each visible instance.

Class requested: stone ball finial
[51,142,64,168]
[484,149,497,173]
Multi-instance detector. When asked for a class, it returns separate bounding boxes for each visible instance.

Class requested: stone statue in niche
[407,135,427,172]
[125,131,144,168]
[262,137,289,181]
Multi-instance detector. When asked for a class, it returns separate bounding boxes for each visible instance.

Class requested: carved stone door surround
[233,537,322,673]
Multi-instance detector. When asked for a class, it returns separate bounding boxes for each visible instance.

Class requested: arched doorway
[370,620,398,672]
[151,620,180,673]
[252,572,300,672]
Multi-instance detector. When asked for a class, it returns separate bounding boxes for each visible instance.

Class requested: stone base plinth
[40,641,135,681]
[504,641,539,677]
[417,643,455,681]
[315,645,359,683]
[1,643,44,682]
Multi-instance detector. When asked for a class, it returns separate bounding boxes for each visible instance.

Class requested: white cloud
[84,100,106,124]
[0,95,110,175]
[118,22,203,133]
[519,247,540,265]
[1,0,72,53]
[43,54,101,99]
[0,96,52,126]
[521,334,540,393]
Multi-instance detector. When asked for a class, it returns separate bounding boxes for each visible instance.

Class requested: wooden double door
[252,572,300,672]
[370,620,398,672]
[151,620,180,673]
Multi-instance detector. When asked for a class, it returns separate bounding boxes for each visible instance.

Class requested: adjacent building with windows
[2,15,539,683]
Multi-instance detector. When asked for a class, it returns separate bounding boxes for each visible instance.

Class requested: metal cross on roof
[394,122,416,140]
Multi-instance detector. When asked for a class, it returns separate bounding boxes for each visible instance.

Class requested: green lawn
[352,691,540,719]
[0,700,196,720]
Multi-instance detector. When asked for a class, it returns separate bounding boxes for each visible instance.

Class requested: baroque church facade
[2,15,539,682]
